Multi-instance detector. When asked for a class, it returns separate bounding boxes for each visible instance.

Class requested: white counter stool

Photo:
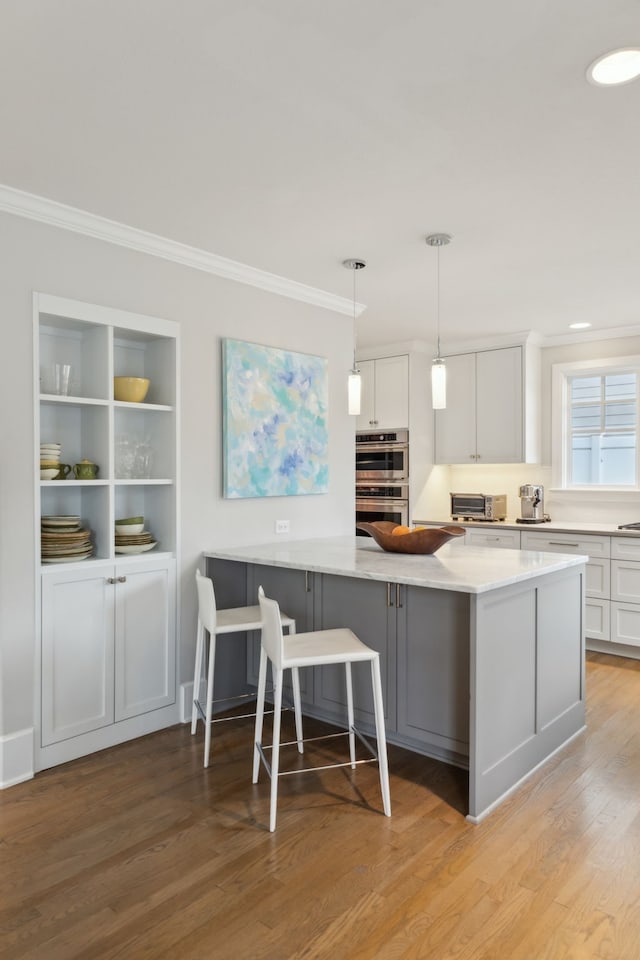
[253,586,391,832]
[191,569,301,768]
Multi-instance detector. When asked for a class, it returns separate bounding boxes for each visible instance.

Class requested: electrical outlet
[275,519,290,534]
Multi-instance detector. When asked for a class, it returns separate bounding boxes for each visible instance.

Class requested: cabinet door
[585,598,610,642]
[374,355,409,430]
[434,352,476,464]
[396,585,470,756]
[42,566,115,746]
[355,360,376,430]
[114,558,176,721]
[246,564,314,704]
[475,347,524,463]
[314,574,396,730]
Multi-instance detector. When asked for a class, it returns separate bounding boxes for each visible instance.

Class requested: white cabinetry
[434,345,539,464]
[41,557,176,745]
[34,293,180,770]
[357,355,409,430]
[611,538,640,647]
[466,527,521,549]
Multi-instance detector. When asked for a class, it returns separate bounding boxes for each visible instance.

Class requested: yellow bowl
[114,377,150,403]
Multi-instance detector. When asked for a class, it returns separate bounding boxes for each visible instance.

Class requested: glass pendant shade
[348,370,362,416]
[431,358,446,410]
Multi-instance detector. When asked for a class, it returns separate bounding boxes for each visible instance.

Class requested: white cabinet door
[476,347,523,463]
[114,558,176,720]
[374,355,409,429]
[356,360,375,430]
[611,602,640,647]
[42,566,115,746]
[434,352,476,463]
[356,356,408,430]
[585,598,610,642]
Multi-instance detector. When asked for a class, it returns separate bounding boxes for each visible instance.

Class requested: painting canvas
[222,338,329,498]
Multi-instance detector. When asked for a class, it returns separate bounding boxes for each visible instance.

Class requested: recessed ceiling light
[587,48,640,86]
[569,322,592,330]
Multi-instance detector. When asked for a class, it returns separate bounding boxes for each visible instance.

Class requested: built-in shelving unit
[33,293,181,771]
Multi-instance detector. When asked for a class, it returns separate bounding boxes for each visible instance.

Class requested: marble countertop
[413,518,640,537]
[203,536,586,595]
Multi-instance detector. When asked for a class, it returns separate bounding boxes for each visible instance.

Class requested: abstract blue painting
[222,338,329,498]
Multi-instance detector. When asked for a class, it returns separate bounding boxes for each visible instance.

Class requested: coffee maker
[517,483,546,524]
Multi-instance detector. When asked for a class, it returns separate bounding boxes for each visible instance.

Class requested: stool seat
[253,587,391,832]
[191,569,299,767]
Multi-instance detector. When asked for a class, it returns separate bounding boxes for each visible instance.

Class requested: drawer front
[611,560,640,603]
[520,531,610,559]
[585,558,610,600]
[585,598,610,642]
[611,601,640,647]
[611,536,640,562]
[466,529,521,549]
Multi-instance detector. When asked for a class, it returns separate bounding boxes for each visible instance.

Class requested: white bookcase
[33,293,181,771]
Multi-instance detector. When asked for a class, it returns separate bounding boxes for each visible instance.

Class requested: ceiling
[1,0,639,350]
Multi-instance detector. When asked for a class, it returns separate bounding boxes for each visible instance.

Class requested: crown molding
[0,183,360,317]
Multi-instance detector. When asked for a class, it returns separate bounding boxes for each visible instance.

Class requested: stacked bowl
[114,516,158,554]
[40,442,62,480]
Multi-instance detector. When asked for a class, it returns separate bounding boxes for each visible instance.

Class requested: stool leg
[371,655,391,817]
[253,646,268,783]
[291,667,304,754]
[203,633,217,768]
[191,618,204,734]
[344,661,356,768]
[269,665,284,832]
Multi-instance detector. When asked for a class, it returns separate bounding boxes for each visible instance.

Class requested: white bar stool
[191,569,301,767]
[253,586,391,832]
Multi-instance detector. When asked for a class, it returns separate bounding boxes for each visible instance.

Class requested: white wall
[0,212,355,753]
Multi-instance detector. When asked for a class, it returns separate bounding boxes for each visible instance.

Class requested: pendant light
[343,258,366,415]
[426,233,452,410]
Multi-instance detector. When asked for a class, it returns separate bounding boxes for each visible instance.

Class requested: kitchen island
[203,536,586,822]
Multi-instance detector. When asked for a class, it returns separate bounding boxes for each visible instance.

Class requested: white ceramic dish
[42,551,93,563]
[115,541,157,555]
[115,522,144,535]
[40,469,59,480]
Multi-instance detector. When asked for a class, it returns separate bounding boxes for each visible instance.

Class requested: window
[552,356,640,489]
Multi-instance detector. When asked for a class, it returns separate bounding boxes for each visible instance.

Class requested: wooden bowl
[356,521,466,555]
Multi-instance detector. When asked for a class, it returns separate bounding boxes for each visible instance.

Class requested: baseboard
[0,728,34,788]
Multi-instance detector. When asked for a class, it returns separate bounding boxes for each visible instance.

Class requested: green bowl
[115,516,144,525]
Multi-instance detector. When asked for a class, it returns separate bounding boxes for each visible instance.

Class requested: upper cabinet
[357,355,409,431]
[434,344,540,464]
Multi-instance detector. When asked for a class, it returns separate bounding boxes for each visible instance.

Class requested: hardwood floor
[2,652,640,959]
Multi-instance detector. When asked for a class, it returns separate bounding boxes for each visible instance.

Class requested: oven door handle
[356,499,409,508]
[356,443,408,454]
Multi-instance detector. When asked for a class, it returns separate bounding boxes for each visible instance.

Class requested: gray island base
[203,536,587,822]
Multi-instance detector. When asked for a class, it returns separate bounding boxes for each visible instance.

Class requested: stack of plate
[41,516,93,563]
[40,442,62,480]
[115,525,158,555]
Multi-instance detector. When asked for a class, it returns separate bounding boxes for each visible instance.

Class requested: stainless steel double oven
[355,429,409,533]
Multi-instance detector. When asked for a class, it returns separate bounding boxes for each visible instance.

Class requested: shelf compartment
[39,320,110,400]
[114,484,176,555]
[114,407,176,481]
[40,402,110,480]
[114,333,176,406]
[40,484,111,561]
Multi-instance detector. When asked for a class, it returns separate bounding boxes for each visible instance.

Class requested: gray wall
[0,211,355,743]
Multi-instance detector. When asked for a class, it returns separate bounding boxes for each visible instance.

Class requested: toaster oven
[450,492,507,521]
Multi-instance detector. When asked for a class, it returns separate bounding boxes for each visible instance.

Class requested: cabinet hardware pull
[106,577,116,584]
[305,570,310,593]
[117,576,127,583]
[554,542,580,547]
[396,583,402,608]
[387,582,393,607]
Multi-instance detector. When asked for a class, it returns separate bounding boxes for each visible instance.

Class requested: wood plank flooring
[2,652,640,959]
